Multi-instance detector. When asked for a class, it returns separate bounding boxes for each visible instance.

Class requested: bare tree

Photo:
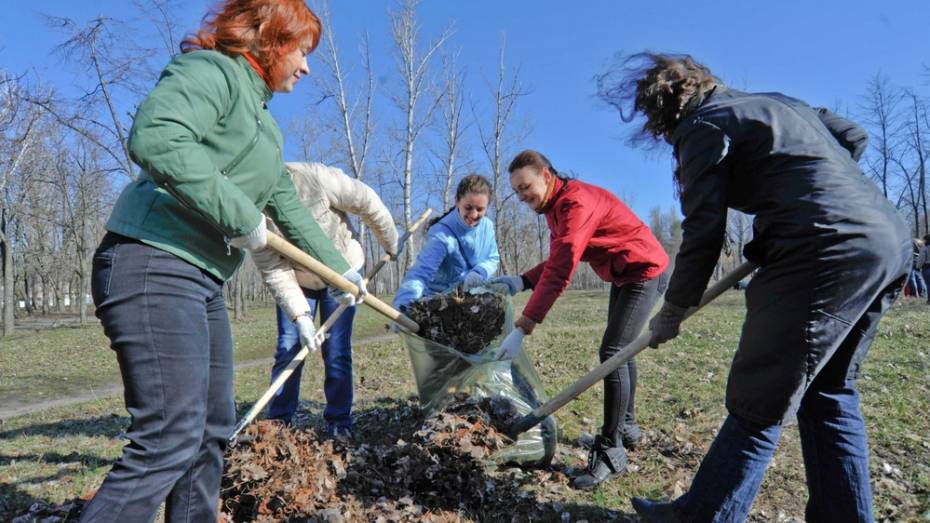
[475,39,528,274]
[131,0,185,58]
[47,134,113,324]
[315,1,376,182]
[860,73,902,199]
[0,76,42,335]
[436,50,469,210]
[312,1,388,288]
[388,0,452,268]
[36,16,160,180]
[902,91,928,234]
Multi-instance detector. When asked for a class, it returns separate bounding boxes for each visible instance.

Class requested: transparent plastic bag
[402,287,557,467]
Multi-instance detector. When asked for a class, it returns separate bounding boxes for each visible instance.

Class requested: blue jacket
[393,210,500,309]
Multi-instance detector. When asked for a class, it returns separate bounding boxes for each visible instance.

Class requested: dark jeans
[908,268,927,298]
[670,276,905,522]
[599,271,668,446]
[267,288,356,428]
[923,267,930,302]
[79,233,234,523]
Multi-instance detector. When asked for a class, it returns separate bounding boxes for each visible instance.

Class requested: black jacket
[665,87,908,307]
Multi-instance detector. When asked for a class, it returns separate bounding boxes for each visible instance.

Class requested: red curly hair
[181,0,322,87]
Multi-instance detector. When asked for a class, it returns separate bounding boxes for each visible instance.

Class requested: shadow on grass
[0,483,42,522]
[0,413,128,440]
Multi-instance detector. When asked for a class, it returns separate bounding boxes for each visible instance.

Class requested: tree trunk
[1,226,13,336]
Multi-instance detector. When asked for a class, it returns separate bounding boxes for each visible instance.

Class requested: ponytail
[427,207,456,230]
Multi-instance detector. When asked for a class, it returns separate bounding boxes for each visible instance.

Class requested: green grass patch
[1,290,928,520]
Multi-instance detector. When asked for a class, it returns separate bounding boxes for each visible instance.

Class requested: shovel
[228,209,433,442]
[505,261,757,439]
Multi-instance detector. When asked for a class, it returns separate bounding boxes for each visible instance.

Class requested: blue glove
[463,270,485,289]
[488,275,524,296]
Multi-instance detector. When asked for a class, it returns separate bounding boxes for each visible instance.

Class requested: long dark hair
[596,52,720,144]
[427,174,493,229]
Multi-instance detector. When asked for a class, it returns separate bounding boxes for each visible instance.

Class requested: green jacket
[106,50,349,281]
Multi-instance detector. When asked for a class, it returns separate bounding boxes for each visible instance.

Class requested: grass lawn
[1,290,928,521]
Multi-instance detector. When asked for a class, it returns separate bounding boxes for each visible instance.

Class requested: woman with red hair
[79,2,362,521]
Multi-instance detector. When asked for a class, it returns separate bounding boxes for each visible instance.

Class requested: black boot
[631,497,685,522]
[572,435,627,489]
[620,421,642,449]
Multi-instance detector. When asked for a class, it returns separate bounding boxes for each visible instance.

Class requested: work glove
[488,275,524,296]
[295,314,322,352]
[495,328,525,360]
[462,270,485,290]
[329,268,367,306]
[647,302,690,348]
[229,218,267,251]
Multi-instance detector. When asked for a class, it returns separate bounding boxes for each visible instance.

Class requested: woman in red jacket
[491,149,669,488]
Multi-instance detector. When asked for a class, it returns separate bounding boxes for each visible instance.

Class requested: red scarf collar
[537,175,566,214]
[241,51,274,91]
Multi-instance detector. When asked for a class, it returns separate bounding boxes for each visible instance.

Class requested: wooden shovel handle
[265,232,419,332]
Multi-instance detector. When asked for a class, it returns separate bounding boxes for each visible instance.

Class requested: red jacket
[521,177,668,323]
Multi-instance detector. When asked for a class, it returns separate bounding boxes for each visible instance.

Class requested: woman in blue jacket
[393,175,500,311]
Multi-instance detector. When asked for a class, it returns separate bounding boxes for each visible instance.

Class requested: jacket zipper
[219,113,265,255]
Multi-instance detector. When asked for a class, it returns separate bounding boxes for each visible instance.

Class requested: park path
[0,333,397,420]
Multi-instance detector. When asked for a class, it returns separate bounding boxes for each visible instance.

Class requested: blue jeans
[669,277,905,522]
[267,287,356,428]
[673,381,872,522]
[908,269,927,298]
[80,233,234,523]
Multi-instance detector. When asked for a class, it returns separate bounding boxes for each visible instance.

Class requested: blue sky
[2,0,929,217]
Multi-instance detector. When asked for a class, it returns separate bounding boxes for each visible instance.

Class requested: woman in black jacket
[599,53,910,522]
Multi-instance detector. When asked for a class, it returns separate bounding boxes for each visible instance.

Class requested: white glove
[295,314,321,352]
[230,218,267,251]
[329,268,367,306]
[463,270,485,289]
[488,275,524,296]
[495,329,525,360]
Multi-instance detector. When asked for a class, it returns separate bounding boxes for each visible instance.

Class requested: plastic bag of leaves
[401,285,557,467]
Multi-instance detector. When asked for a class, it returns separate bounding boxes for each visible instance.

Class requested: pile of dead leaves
[220,395,622,522]
[10,498,86,523]
[406,289,505,354]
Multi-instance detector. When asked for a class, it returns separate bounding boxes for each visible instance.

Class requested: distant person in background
[250,162,398,438]
[907,238,927,298]
[79,2,364,522]
[490,149,669,489]
[392,174,500,312]
[920,234,930,304]
[600,52,911,522]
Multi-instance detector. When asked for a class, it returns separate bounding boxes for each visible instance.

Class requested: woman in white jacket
[251,162,398,437]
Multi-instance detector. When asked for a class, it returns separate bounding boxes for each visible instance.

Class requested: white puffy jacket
[251,162,398,320]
